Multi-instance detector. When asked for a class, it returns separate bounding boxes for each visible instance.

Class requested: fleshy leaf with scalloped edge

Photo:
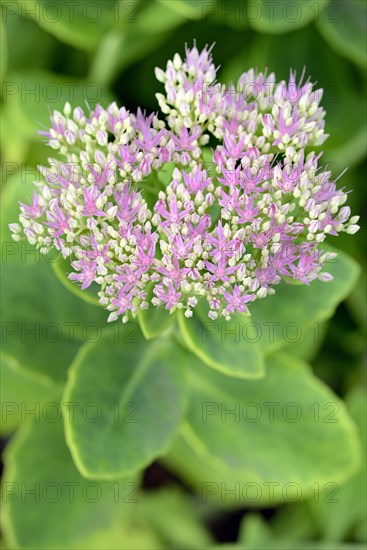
[163,352,361,506]
[1,418,146,550]
[0,354,62,435]
[177,299,265,379]
[136,486,214,548]
[1,261,79,384]
[63,332,189,479]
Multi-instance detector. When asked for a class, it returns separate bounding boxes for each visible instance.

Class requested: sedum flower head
[11,44,359,323]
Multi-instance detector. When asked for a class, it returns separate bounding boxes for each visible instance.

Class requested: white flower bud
[257,287,267,298]
[346,225,360,234]
[9,223,21,233]
[318,272,333,282]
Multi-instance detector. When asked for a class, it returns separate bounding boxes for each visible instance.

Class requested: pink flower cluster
[10,44,359,322]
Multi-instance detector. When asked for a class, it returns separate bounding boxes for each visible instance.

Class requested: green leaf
[250,252,360,354]
[13,0,118,51]
[94,29,169,82]
[309,386,367,541]
[138,307,176,340]
[138,1,188,33]
[138,283,176,339]
[137,486,214,548]
[249,0,326,34]
[88,1,183,86]
[157,0,204,20]
[178,300,265,379]
[1,261,81,384]
[316,0,367,68]
[284,321,326,362]
[268,500,318,542]
[1,418,145,549]
[238,513,273,547]
[0,354,62,436]
[1,259,112,384]
[63,333,189,479]
[164,353,361,506]
[88,6,179,89]
[4,70,113,141]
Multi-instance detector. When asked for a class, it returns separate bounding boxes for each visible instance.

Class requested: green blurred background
[0,0,366,546]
